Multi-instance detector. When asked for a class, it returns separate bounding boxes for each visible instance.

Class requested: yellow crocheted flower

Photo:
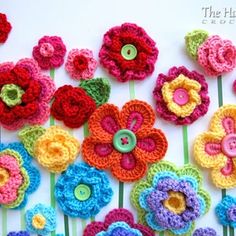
[194,105,236,189]
[34,126,80,173]
[162,74,201,117]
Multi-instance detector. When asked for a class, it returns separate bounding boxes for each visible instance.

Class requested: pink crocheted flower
[83,208,154,236]
[198,35,236,76]
[0,58,56,130]
[153,66,210,125]
[65,49,97,80]
[32,36,66,70]
[99,23,158,82]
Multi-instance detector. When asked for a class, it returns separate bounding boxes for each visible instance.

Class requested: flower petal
[83,222,106,235]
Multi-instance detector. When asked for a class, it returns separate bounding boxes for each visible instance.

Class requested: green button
[121,44,137,60]
[113,129,137,153]
[74,184,91,201]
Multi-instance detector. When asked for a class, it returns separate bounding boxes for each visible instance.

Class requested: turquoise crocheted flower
[216,195,236,228]
[25,203,56,235]
[55,162,113,219]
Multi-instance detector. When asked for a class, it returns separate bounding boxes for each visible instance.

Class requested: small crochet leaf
[19,126,46,156]
[185,30,209,60]
[80,78,111,106]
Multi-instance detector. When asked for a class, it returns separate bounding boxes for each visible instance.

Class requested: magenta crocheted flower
[65,49,97,80]
[32,36,66,70]
[153,66,210,125]
[83,208,154,236]
[0,58,55,130]
[99,23,158,82]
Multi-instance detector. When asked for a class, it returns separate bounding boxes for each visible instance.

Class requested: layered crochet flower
[65,49,97,80]
[216,195,236,228]
[194,105,236,189]
[82,100,168,182]
[25,203,56,235]
[32,36,66,70]
[0,142,40,209]
[193,227,217,236]
[55,163,113,219]
[99,23,158,82]
[83,208,154,236]
[0,13,12,43]
[153,66,210,125]
[185,30,236,76]
[0,58,55,130]
[19,125,80,173]
[131,161,211,236]
[7,231,30,236]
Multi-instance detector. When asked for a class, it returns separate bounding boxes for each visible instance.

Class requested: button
[113,129,137,153]
[121,44,137,60]
[173,88,189,106]
[222,134,236,157]
[120,154,136,170]
[74,184,91,201]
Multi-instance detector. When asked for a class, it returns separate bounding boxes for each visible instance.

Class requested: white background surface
[0,0,236,235]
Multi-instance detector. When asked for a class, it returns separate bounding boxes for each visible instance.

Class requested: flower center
[0,167,9,187]
[173,88,189,106]
[74,184,91,201]
[32,214,46,230]
[0,84,24,107]
[40,43,54,57]
[121,44,137,60]
[227,205,236,221]
[73,55,88,71]
[221,134,236,158]
[163,191,186,214]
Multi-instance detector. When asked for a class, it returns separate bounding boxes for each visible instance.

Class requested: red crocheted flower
[99,23,158,82]
[83,208,154,236]
[0,13,12,43]
[32,36,66,70]
[0,58,55,130]
[51,85,96,128]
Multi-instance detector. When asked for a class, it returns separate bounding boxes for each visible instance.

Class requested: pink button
[222,134,236,157]
[173,88,189,106]
[120,153,136,170]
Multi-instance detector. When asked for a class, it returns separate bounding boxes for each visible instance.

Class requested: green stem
[129,80,135,100]
[230,227,235,236]
[2,208,7,236]
[71,218,77,236]
[182,126,189,164]
[20,208,25,229]
[118,182,124,208]
[64,215,69,236]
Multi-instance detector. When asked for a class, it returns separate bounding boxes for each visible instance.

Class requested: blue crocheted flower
[193,227,217,236]
[216,195,236,228]
[7,231,30,236]
[25,203,56,235]
[55,162,113,218]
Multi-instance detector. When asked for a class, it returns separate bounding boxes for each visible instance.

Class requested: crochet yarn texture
[99,23,158,82]
[83,208,154,236]
[192,227,217,236]
[19,125,80,173]
[0,58,56,130]
[194,105,236,188]
[0,142,40,209]
[153,66,210,125]
[0,13,12,43]
[82,99,168,182]
[55,163,113,219]
[131,161,211,236]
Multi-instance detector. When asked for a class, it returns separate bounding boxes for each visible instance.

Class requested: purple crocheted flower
[193,228,217,236]
[7,231,30,236]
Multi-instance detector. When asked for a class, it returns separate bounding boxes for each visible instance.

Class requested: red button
[173,88,189,106]
[120,154,136,170]
[222,134,236,157]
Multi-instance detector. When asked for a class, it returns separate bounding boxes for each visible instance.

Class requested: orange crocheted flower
[82,100,168,182]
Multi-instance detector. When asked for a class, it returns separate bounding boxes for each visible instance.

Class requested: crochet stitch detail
[0,13,12,43]
[193,227,217,236]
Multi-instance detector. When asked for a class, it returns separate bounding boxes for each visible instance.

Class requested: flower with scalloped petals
[99,23,158,82]
[153,66,210,125]
[0,13,12,43]
[193,227,217,236]
[0,58,55,130]
[55,163,113,219]
[65,49,97,80]
[32,36,66,70]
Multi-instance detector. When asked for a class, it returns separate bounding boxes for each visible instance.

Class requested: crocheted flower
[51,85,96,128]
[131,161,211,236]
[193,227,217,236]
[55,163,113,219]
[7,231,30,236]
[65,49,97,80]
[25,203,56,235]
[194,105,236,188]
[0,13,12,43]
[0,142,40,209]
[99,23,158,82]
[82,100,168,182]
[153,66,210,125]
[32,36,66,70]
[19,125,80,173]
[0,58,55,130]
[216,195,236,228]
[83,208,154,236]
